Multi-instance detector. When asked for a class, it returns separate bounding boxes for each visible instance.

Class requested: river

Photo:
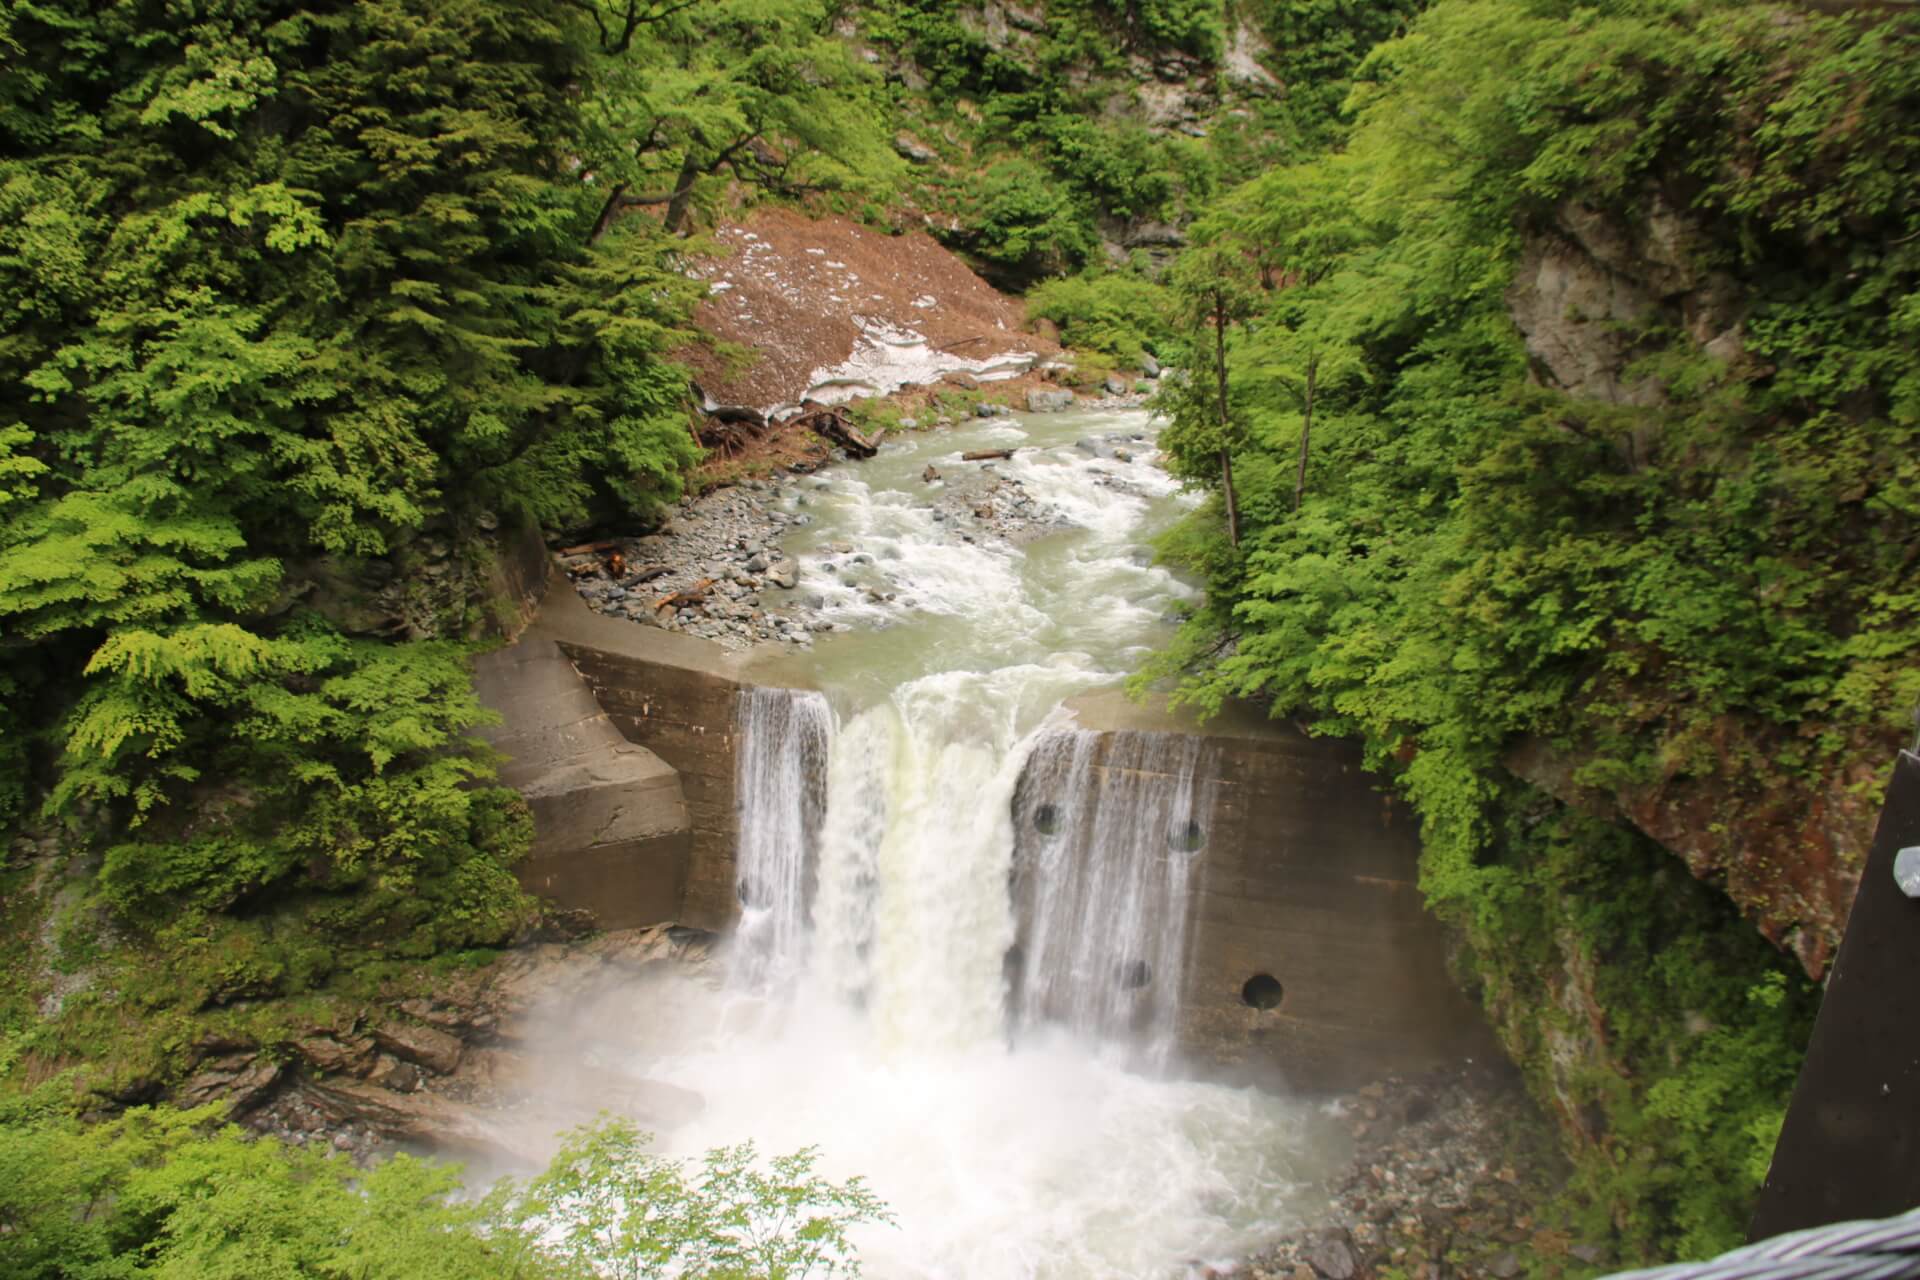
[600,405,1342,1278]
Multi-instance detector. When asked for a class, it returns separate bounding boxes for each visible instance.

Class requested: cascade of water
[1009,728,1215,1065]
[731,686,833,987]
[805,704,891,1008]
[597,411,1335,1279]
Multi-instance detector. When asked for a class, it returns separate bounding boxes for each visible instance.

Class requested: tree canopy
[1138,0,1918,1256]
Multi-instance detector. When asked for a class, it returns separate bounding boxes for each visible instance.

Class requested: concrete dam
[478,576,1480,1093]
[471,404,1491,1274]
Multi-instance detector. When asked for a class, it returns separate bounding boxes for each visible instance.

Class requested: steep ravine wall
[1503,199,1880,977]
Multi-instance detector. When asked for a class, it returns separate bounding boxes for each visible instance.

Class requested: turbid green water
[746,404,1199,715]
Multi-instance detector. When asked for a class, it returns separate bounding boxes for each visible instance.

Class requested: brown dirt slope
[681,207,1057,416]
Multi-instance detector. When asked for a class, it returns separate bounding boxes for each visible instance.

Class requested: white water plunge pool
[605,407,1343,1278]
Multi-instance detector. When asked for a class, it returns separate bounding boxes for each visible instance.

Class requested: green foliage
[1142,0,1919,1256]
[0,1102,887,1280]
[1245,0,1423,150]
[492,1116,891,1279]
[0,0,914,1121]
[861,0,1294,283]
[1435,793,1816,1262]
[68,625,532,952]
[0,1099,515,1280]
[1015,114,1175,222]
[575,0,903,235]
[957,158,1101,283]
[1026,269,1174,366]
[1117,0,1225,58]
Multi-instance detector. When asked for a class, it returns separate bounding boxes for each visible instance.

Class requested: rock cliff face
[1506,731,1879,979]
[1503,199,1877,978]
[1506,195,1747,409]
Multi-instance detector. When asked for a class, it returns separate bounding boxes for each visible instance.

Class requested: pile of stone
[1223,1066,1586,1280]
[566,480,822,651]
[922,462,1068,547]
[1074,429,1163,498]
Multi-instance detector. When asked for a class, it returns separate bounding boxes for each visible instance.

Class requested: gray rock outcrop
[1506,195,1746,407]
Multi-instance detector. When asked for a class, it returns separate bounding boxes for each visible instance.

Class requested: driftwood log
[790,404,879,459]
[960,448,1017,462]
[654,577,715,612]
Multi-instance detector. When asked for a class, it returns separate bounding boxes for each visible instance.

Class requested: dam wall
[478,559,1485,1087]
[1046,691,1493,1092]
[505,565,811,933]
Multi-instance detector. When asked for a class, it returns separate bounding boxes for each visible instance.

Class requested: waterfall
[731,686,833,986]
[733,682,1214,1064]
[1009,728,1216,1065]
[596,410,1334,1279]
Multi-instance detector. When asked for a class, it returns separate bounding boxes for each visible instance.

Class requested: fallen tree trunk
[789,405,879,459]
[654,578,714,612]
[960,448,1017,462]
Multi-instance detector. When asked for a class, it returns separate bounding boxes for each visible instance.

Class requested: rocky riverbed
[1218,1065,1580,1280]
[564,392,1157,650]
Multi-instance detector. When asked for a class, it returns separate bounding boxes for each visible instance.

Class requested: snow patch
[793,316,1038,413]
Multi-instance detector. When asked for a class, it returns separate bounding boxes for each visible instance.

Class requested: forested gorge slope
[1139,0,1919,1255]
[0,0,1393,1094]
[1,0,1917,1270]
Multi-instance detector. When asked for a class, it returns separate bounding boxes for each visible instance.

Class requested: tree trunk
[663,151,704,236]
[588,181,629,245]
[1213,291,1240,547]
[1220,448,1240,548]
[1294,351,1317,514]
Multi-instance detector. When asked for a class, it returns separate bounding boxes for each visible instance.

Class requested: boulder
[178,1053,283,1111]
[294,1034,377,1076]
[1026,388,1074,413]
[373,1021,466,1075]
[1304,1232,1357,1280]
[892,132,938,165]
[368,1054,422,1094]
[1224,21,1282,92]
[1103,374,1131,396]
[1123,221,1187,250]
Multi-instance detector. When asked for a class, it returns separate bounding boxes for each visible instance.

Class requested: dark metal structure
[1748,748,1920,1240]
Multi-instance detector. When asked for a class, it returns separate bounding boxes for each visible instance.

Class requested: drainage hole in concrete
[1168,819,1205,853]
[1241,973,1284,1010]
[1032,802,1063,837]
[1120,959,1152,990]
